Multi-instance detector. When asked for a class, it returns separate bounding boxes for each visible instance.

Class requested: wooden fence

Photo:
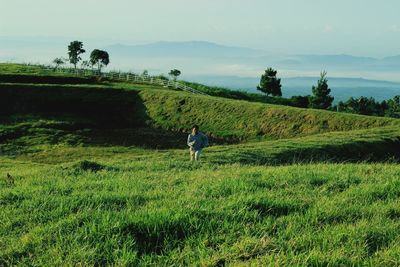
[48,67,208,96]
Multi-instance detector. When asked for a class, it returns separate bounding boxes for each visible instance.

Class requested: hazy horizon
[1,0,400,82]
[2,0,400,56]
[1,37,399,82]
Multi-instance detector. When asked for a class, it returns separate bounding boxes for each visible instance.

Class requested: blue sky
[1,0,400,57]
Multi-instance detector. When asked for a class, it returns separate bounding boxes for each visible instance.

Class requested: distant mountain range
[1,37,400,101]
[104,40,400,79]
[104,40,400,101]
[105,41,265,58]
[1,37,399,78]
[105,41,400,70]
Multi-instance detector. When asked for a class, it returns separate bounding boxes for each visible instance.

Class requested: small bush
[75,160,105,172]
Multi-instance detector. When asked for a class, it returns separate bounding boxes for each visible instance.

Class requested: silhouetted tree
[68,41,85,70]
[385,95,400,118]
[52,58,65,70]
[257,68,282,96]
[90,49,110,73]
[309,71,334,109]
[169,69,181,81]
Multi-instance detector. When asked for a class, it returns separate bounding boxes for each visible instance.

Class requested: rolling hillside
[2,64,400,265]
[1,64,400,163]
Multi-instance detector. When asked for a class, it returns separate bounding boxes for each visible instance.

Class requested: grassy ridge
[2,117,399,166]
[0,84,147,127]
[3,83,398,142]
[139,89,399,140]
[2,73,400,167]
[0,63,55,75]
[2,81,400,166]
[181,80,296,106]
[0,74,98,84]
[0,117,193,155]
[2,159,400,265]
[206,126,400,165]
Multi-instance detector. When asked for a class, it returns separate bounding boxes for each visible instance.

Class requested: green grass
[2,158,400,265]
[0,63,52,75]
[2,117,399,166]
[3,82,398,140]
[139,89,400,140]
[205,125,400,165]
[2,63,400,265]
[181,80,296,106]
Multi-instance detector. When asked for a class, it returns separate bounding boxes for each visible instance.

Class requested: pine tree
[309,71,334,109]
[257,68,282,97]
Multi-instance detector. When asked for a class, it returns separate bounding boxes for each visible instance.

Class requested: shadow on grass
[120,215,195,256]
[0,84,237,150]
[209,133,400,166]
[0,74,100,85]
[247,199,309,218]
[0,84,147,127]
[3,83,400,163]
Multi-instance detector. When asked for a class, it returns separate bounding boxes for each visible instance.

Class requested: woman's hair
[192,125,199,130]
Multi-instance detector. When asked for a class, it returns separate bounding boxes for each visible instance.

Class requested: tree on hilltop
[142,70,149,76]
[90,49,110,73]
[309,71,334,109]
[68,41,85,70]
[52,58,65,70]
[386,95,400,118]
[257,68,282,96]
[169,69,181,81]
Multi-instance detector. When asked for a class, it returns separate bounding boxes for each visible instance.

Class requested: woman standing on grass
[187,125,209,161]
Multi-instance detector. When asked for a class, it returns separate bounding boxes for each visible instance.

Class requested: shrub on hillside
[337,97,387,116]
[74,160,105,172]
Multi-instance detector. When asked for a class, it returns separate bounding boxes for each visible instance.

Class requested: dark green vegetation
[68,40,86,70]
[182,80,295,106]
[183,80,400,118]
[2,63,400,265]
[309,71,334,109]
[2,82,398,148]
[0,63,64,75]
[90,49,110,73]
[257,68,282,97]
[169,69,181,81]
[337,96,399,118]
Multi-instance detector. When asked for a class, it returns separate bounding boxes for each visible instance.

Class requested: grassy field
[2,157,400,265]
[0,63,57,75]
[2,63,400,265]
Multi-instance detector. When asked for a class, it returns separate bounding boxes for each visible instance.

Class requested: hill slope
[1,82,398,142]
[2,80,400,165]
[139,89,399,140]
[2,67,400,265]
